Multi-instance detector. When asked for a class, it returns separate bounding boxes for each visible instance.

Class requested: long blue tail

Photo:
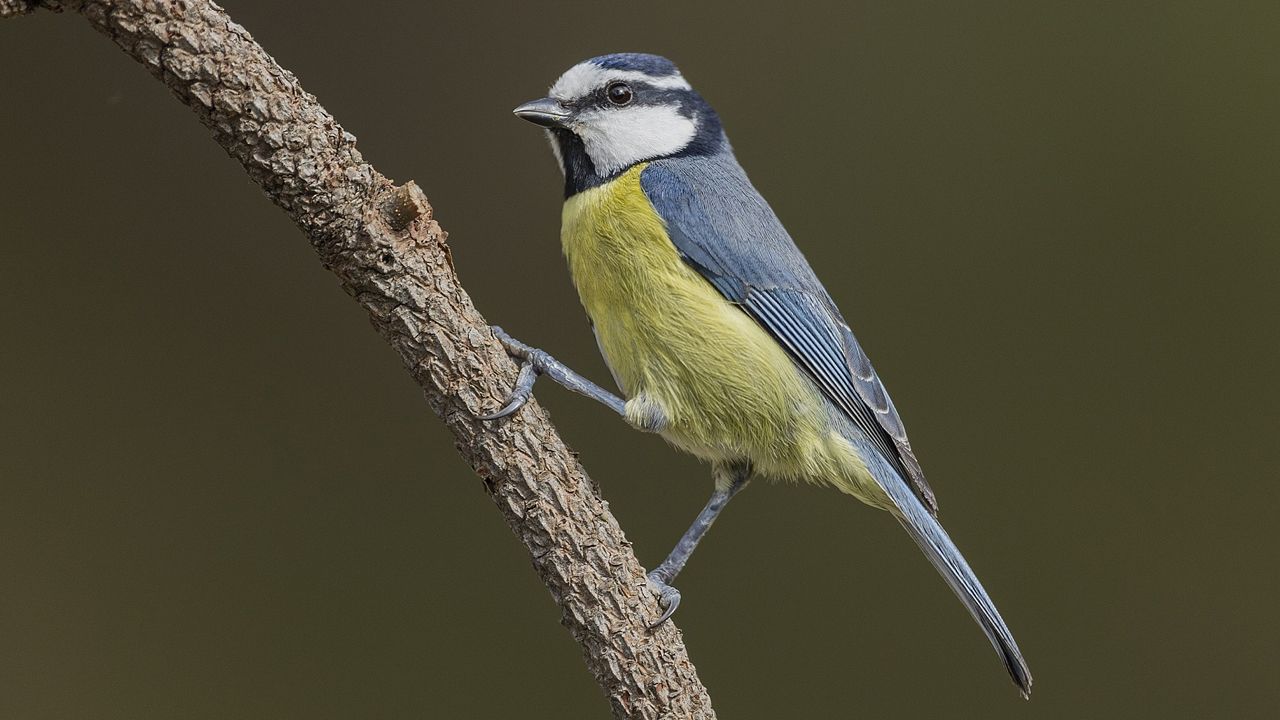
[877,462,1034,697]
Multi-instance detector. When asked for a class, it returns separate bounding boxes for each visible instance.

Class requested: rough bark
[3,2,716,718]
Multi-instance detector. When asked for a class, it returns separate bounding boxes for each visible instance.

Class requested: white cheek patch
[550,63,691,101]
[575,105,698,176]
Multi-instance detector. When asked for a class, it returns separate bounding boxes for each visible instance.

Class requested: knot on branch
[381,181,430,231]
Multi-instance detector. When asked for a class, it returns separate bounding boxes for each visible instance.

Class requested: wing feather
[641,157,938,514]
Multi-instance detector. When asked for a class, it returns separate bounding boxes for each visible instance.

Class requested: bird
[482,52,1032,696]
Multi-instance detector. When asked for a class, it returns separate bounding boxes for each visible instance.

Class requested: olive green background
[2,2,1277,718]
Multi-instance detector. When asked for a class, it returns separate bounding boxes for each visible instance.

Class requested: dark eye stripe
[582,82,697,119]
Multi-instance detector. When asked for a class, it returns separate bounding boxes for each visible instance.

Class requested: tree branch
[3,1,716,717]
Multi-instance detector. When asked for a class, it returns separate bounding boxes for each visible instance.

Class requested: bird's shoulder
[639,156,824,297]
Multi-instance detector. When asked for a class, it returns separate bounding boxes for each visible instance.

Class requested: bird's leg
[478,326,626,419]
[647,463,752,627]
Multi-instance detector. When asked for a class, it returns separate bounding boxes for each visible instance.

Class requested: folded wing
[641,157,937,514]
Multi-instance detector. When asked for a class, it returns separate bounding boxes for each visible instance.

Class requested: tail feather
[879,466,1034,697]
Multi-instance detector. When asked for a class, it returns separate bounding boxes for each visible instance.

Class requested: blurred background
[2,1,1277,717]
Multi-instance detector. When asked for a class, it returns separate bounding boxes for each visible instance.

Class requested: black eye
[606,81,633,106]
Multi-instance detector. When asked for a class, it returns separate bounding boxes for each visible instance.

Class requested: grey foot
[477,325,626,420]
[476,326,548,420]
[646,571,682,628]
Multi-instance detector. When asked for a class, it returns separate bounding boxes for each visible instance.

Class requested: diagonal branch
[3,1,716,718]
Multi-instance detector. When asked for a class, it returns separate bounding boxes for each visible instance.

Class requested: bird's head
[514,53,725,195]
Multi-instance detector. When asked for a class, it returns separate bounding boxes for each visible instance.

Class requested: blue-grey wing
[641,156,937,515]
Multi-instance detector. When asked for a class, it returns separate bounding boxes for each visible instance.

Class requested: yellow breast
[560,164,831,476]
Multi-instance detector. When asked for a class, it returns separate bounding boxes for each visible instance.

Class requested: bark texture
[3,2,716,718]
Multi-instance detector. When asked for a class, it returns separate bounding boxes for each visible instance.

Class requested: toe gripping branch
[476,356,539,421]
[477,326,626,421]
[646,570,682,628]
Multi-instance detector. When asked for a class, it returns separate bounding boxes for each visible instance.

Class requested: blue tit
[484,53,1031,696]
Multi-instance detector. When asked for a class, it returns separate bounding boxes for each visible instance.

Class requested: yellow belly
[561,164,866,486]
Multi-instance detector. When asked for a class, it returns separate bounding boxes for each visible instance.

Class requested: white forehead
[549,62,691,101]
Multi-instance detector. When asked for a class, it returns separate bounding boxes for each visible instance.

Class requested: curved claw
[646,573,683,628]
[477,397,525,421]
[477,360,539,420]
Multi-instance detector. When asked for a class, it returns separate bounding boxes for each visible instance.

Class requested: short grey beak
[513,97,571,129]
